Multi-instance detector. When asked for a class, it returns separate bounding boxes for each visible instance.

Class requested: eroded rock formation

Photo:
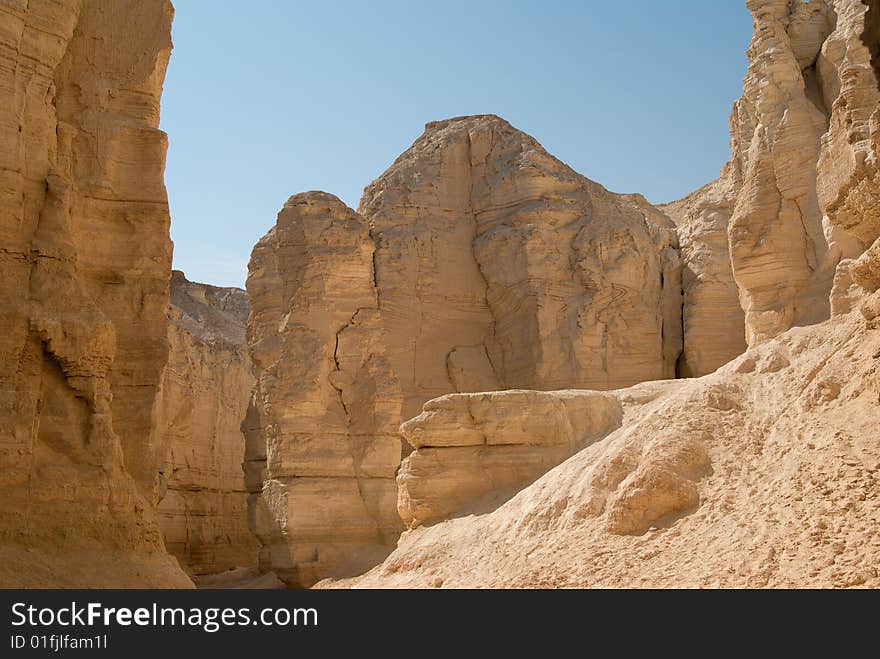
[726,0,845,344]
[397,390,623,527]
[0,0,190,587]
[246,192,402,587]
[156,271,259,576]
[659,179,746,377]
[666,0,879,365]
[363,115,683,413]
[247,117,684,585]
[328,0,880,589]
[339,249,880,588]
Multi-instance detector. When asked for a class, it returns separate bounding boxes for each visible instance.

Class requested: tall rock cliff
[659,178,746,377]
[727,0,844,344]
[342,295,880,588]
[362,115,682,418]
[247,117,683,585]
[667,0,879,372]
[246,192,402,587]
[336,0,880,590]
[156,271,259,576]
[0,0,190,587]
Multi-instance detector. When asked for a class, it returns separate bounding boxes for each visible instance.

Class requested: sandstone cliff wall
[362,115,682,417]
[659,178,747,377]
[0,0,190,587]
[397,389,623,528]
[156,271,259,576]
[335,0,880,590]
[247,117,683,585]
[246,193,402,587]
[665,0,879,371]
[343,292,880,588]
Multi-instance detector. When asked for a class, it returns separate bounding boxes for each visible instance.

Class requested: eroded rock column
[246,192,402,586]
[729,0,854,343]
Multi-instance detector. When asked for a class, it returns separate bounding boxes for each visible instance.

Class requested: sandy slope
[333,308,879,588]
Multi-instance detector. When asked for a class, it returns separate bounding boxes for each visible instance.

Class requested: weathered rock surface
[247,118,684,585]
[660,0,880,370]
[397,390,623,527]
[337,282,880,589]
[326,0,880,589]
[659,178,746,377]
[363,115,683,417]
[0,0,190,587]
[156,271,259,576]
[823,0,880,322]
[817,0,880,246]
[246,192,403,587]
[726,0,844,344]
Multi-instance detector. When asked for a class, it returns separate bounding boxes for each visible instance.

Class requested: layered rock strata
[397,390,623,527]
[665,0,879,363]
[726,0,845,344]
[0,0,190,587]
[246,192,403,587]
[341,263,880,588]
[331,0,880,589]
[156,271,259,576]
[659,179,746,377]
[247,117,684,585]
[362,115,683,419]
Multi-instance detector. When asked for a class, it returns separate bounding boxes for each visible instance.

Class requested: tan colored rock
[851,236,880,322]
[818,0,880,319]
[397,390,622,527]
[727,0,844,344]
[0,0,190,587]
[362,115,682,416]
[660,177,746,376]
[246,192,403,586]
[662,0,879,359]
[156,271,259,576]
[248,118,683,583]
[325,0,880,589]
[851,236,880,290]
[339,298,880,588]
[817,0,880,246]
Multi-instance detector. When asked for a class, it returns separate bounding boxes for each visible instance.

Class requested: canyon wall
[156,271,259,576]
[659,178,746,377]
[666,0,880,373]
[362,115,682,416]
[0,0,190,587]
[246,192,403,587]
[343,288,880,588]
[335,0,880,590]
[247,116,683,585]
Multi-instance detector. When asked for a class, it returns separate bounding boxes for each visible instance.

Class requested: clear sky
[161,1,753,288]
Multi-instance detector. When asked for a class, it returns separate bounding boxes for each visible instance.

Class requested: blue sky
[161,1,753,288]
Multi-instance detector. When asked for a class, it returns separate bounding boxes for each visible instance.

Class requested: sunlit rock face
[332,0,880,592]
[245,192,403,587]
[0,0,191,587]
[246,117,683,585]
[156,271,259,576]
[660,178,746,377]
[663,0,880,372]
[362,114,682,415]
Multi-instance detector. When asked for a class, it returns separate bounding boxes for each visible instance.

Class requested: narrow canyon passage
[0,0,877,590]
